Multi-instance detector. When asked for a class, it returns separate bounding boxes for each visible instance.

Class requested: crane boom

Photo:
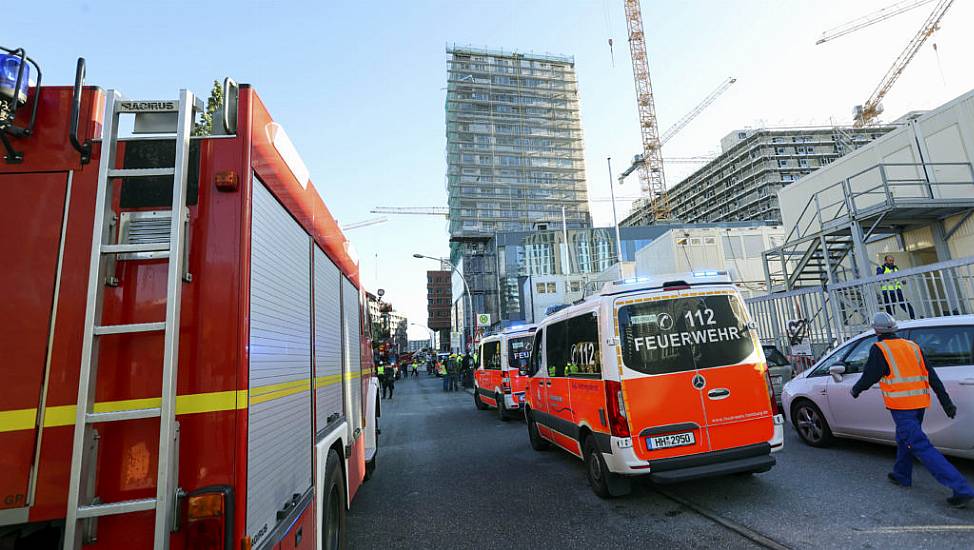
[371,206,449,217]
[659,77,736,146]
[623,0,669,221]
[816,0,935,45]
[854,0,954,126]
[341,216,389,230]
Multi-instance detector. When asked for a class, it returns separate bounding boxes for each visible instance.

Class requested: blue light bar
[0,54,29,103]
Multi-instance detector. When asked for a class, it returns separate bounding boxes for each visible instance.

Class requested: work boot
[947,494,973,509]
[887,473,908,487]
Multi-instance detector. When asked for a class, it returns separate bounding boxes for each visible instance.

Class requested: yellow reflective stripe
[0,408,38,432]
[882,388,929,398]
[0,390,251,434]
[314,374,343,389]
[249,378,311,406]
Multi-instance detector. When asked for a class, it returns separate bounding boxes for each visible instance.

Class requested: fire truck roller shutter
[314,246,344,438]
[247,179,313,543]
[342,277,362,434]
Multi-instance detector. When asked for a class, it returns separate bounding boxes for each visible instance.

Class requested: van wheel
[322,449,347,550]
[792,400,834,448]
[474,389,488,410]
[496,394,510,422]
[584,436,630,499]
[527,411,549,451]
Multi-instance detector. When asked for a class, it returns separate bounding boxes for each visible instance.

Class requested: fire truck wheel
[527,410,550,451]
[496,394,510,422]
[584,436,629,498]
[322,449,347,550]
[474,389,488,410]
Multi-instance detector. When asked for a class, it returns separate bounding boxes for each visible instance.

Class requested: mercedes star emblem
[692,374,706,389]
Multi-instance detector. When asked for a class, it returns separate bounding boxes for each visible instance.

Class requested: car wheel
[584,436,629,498]
[527,410,549,451]
[496,393,510,422]
[322,449,347,550]
[474,389,487,410]
[792,399,834,448]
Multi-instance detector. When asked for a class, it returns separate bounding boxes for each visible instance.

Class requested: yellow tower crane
[622,0,669,222]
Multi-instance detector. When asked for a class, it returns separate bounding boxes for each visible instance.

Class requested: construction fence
[745,255,974,373]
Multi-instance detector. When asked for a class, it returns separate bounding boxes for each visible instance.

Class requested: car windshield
[508,336,533,371]
[763,346,789,367]
[618,293,755,375]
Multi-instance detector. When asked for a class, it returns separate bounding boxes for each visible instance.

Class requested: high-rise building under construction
[445,45,590,341]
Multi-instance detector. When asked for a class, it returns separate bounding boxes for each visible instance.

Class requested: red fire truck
[0,51,379,550]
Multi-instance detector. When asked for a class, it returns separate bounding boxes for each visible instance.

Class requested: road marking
[857,525,974,534]
[656,489,792,550]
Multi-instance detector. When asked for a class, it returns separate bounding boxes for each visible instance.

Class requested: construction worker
[446,354,459,392]
[439,360,449,391]
[411,359,419,378]
[851,312,973,508]
[876,255,916,319]
[381,360,396,400]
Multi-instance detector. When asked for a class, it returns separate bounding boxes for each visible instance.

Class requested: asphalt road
[347,375,974,549]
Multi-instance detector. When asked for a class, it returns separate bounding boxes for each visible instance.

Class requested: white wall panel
[314,246,344,437]
[247,178,312,542]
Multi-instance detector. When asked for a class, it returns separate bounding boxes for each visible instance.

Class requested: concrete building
[634,225,784,296]
[621,125,897,227]
[407,340,431,353]
[426,270,452,352]
[446,45,591,344]
[492,222,771,324]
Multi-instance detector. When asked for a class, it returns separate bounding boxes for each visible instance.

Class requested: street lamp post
[413,253,474,352]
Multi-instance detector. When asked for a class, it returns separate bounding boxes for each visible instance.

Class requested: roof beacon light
[693,270,724,278]
[0,53,29,104]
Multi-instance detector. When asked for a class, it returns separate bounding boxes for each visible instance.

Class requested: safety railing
[747,255,974,368]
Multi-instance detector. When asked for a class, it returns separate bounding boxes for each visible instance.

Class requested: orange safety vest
[875,338,931,410]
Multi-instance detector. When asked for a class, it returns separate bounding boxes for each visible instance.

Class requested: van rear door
[615,291,773,460]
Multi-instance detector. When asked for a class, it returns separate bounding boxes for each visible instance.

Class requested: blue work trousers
[889,409,974,497]
[447,374,458,392]
[442,375,449,391]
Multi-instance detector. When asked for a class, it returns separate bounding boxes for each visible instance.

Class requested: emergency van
[474,326,536,420]
[523,271,784,498]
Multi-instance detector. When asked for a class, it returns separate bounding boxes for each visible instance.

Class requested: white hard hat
[872,312,898,334]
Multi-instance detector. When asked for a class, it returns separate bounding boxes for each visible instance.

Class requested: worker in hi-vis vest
[851,312,972,508]
[876,255,916,320]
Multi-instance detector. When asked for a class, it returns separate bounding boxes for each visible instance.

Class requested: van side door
[526,329,551,437]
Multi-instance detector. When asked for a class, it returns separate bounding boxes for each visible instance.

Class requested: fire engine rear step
[64,90,199,550]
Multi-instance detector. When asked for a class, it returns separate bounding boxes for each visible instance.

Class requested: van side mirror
[828,365,846,383]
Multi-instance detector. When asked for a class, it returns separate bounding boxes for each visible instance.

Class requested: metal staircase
[64,90,200,550]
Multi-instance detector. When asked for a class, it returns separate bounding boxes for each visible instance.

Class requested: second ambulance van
[475,325,536,420]
[523,271,784,497]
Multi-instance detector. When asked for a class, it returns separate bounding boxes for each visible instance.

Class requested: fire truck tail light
[604,380,630,438]
[762,364,782,416]
[184,486,233,550]
[214,170,239,192]
[188,493,223,521]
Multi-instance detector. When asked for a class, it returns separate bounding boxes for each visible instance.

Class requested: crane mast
[854,0,954,126]
[623,0,670,221]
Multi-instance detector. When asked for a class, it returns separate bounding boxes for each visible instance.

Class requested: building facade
[446,45,591,345]
[621,126,897,226]
[426,270,452,351]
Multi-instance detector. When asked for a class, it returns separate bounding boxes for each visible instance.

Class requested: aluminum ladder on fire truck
[64,90,201,550]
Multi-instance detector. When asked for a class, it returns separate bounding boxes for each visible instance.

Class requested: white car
[782,316,974,459]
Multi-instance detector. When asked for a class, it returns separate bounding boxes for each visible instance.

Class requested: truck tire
[322,449,347,550]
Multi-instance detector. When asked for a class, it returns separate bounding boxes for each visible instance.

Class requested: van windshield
[508,336,533,372]
[617,293,754,375]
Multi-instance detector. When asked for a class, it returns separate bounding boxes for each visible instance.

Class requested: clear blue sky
[11,1,973,339]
